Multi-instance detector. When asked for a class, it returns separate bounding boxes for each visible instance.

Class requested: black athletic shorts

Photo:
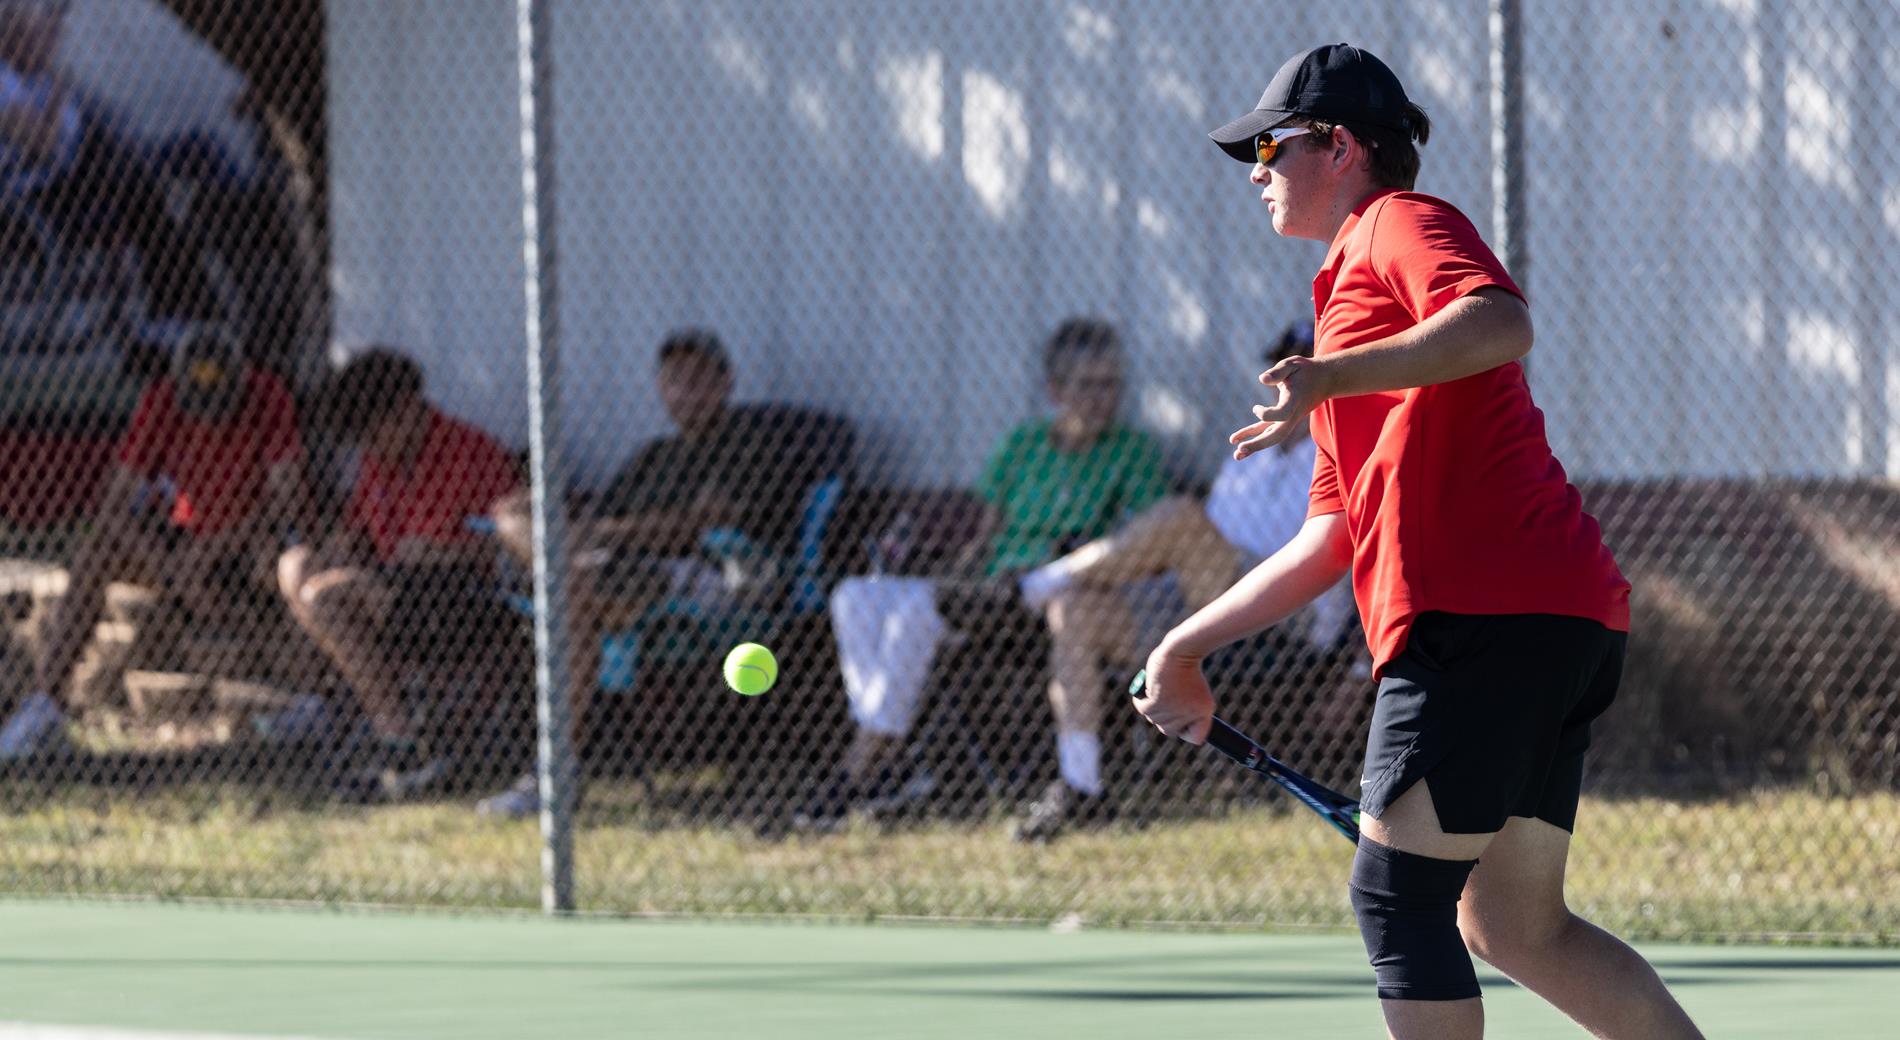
[1358,611,1625,835]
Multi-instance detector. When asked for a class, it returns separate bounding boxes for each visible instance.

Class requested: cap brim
[1208,108,1299,162]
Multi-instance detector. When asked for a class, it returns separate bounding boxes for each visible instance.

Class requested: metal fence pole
[1488,0,1528,298]
[515,0,575,915]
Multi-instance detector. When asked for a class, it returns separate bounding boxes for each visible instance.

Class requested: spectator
[0,0,80,199]
[475,329,848,818]
[276,349,521,799]
[796,317,1169,833]
[0,324,306,760]
[1009,321,1357,841]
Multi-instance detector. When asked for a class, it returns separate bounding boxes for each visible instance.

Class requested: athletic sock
[1056,730,1103,796]
[1018,563,1076,612]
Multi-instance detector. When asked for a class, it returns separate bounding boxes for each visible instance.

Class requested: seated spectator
[476,329,848,818]
[796,317,1169,833]
[1007,321,1356,841]
[277,349,521,799]
[0,324,306,759]
[0,0,80,200]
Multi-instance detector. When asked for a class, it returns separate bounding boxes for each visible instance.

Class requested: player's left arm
[1308,287,1531,397]
[1231,288,1530,459]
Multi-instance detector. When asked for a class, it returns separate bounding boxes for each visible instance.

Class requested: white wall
[325,0,528,445]
[326,0,1900,486]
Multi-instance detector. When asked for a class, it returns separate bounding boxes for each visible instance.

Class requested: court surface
[0,901,1891,1039]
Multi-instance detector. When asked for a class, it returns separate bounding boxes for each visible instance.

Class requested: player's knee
[1459,898,1572,970]
[1348,838,1481,1002]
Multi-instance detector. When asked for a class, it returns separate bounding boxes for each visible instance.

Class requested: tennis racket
[1129,669,1361,844]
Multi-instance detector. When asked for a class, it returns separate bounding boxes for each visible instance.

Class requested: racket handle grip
[1131,671,1255,759]
[1203,717,1260,765]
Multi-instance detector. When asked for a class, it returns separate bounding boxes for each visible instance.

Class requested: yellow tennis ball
[723,642,778,696]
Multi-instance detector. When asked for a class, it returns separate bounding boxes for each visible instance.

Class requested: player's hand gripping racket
[1130,669,1361,844]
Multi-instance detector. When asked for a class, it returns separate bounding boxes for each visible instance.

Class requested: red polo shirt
[347,410,521,562]
[1305,190,1630,676]
[117,370,302,533]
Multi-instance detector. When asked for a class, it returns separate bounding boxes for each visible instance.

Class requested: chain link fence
[0,0,1891,941]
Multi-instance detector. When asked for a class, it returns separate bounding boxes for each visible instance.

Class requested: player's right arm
[1137,511,1351,742]
[1157,510,1351,660]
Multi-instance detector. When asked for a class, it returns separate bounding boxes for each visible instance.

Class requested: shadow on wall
[1583,478,1900,793]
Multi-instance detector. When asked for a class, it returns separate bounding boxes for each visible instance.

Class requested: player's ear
[1327,127,1354,173]
[1344,127,1375,179]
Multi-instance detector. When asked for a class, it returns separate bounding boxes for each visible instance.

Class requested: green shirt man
[977,420,1170,575]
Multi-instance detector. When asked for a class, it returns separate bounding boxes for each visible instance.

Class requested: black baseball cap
[1209,44,1415,163]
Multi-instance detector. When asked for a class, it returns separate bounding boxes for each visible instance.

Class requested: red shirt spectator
[117,369,302,533]
[346,409,520,562]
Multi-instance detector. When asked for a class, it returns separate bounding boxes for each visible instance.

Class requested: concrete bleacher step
[0,558,63,625]
[122,670,215,720]
[0,557,307,739]
[122,669,300,726]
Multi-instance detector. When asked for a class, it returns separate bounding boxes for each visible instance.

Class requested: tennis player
[1134,44,1703,1039]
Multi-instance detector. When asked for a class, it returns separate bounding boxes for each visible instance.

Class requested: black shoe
[1011,779,1109,843]
[853,762,937,819]
[335,736,452,804]
[789,771,857,834]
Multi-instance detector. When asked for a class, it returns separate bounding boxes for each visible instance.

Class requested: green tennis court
[0,901,1890,1039]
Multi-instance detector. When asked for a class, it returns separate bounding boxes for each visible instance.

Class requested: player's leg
[1349,611,1529,1040]
[1360,614,1703,1040]
[1457,629,1704,1038]
[1019,496,1236,611]
[1459,815,1705,1039]
[1357,782,1492,1040]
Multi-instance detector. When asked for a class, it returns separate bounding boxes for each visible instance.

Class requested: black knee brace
[1349,838,1481,1001]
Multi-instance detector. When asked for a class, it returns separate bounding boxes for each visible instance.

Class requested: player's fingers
[1182,715,1212,747]
[1233,423,1285,458]
[1257,358,1296,386]
[1153,710,1207,744]
[1228,420,1269,444]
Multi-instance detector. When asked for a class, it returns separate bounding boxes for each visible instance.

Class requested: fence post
[515,0,575,915]
[1488,0,1528,308]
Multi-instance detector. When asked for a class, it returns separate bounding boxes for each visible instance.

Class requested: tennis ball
[723,642,778,696]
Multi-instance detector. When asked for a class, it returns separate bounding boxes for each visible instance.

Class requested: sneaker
[251,694,337,744]
[476,773,541,819]
[1011,779,1109,843]
[335,736,451,803]
[790,763,937,834]
[789,771,857,834]
[0,692,68,762]
[853,763,937,818]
